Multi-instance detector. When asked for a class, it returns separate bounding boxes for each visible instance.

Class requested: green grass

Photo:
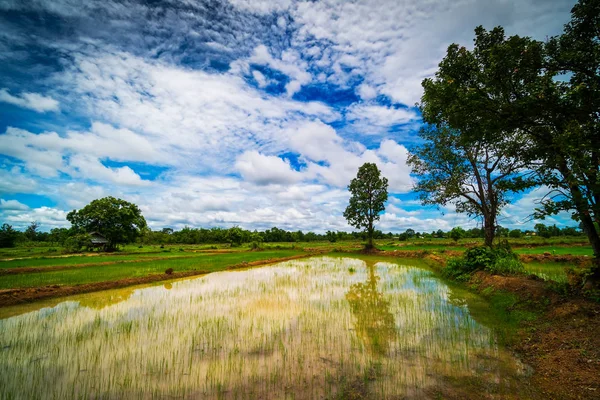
[513,246,593,256]
[0,251,209,269]
[0,250,304,289]
[523,261,571,283]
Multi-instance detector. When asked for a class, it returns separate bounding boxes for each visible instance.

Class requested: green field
[0,250,304,289]
[0,238,592,292]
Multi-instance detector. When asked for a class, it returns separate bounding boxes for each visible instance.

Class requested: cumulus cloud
[0,199,29,211]
[0,88,59,112]
[235,151,302,185]
[0,124,161,184]
[285,120,414,191]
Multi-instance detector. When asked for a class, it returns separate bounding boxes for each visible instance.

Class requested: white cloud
[0,88,59,112]
[346,103,419,134]
[235,151,302,185]
[227,0,292,15]
[0,199,29,211]
[2,206,69,229]
[252,70,268,88]
[356,83,377,100]
[68,155,150,186]
[0,124,162,184]
[290,0,573,105]
[59,50,335,171]
[285,120,413,192]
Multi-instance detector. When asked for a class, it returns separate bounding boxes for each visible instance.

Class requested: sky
[0,0,580,233]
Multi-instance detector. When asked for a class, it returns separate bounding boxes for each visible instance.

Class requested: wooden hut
[88,232,109,250]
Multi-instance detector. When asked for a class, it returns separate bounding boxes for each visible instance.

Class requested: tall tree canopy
[418,0,600,280]
[67,196,147,251]
[343,163,388,249]
[408,125,534,246]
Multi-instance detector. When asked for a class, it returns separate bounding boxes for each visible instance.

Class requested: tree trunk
[557,160,600,284]
[367,220,374,249]
[483,214,495,247]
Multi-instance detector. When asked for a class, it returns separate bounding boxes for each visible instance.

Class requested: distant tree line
[0,220,584,249]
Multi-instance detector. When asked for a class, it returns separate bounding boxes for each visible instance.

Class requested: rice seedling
[0,256,531,399]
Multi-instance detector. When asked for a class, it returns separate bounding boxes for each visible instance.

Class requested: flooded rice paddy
[0,256,535,399]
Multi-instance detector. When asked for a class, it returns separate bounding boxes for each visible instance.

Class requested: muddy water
[0,256,536,399]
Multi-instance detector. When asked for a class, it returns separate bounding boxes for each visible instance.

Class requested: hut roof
[88,231,109,244]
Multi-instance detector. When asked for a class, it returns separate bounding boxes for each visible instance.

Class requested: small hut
[88,232,109,250]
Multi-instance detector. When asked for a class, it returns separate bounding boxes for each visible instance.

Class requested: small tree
[227,226,243,247]
[0,223,18,248]
[449,227,466,242]
[325,230,337,243]
[509,229,523,239]
[25,221,39,241]
[343,163,389,249]
[67,197,147,251]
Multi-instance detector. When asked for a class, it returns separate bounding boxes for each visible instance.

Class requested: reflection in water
[0,257,536,399]
[346,261,395,356]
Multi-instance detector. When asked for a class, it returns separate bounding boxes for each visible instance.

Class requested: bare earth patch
[471,272,600,400]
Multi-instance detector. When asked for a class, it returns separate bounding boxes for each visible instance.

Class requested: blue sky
[0,0,579,233]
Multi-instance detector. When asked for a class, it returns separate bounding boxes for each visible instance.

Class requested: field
[0,256,539,399]
[0,237,592,294]
[0,239,597,399]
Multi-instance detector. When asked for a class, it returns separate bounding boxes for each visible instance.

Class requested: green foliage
[25,221,39,241]
[325,230,337,243]
[443,243,523,280]
[67,197,147,251]
[0,223,19,248]
[63,233,91,253]
[509,229,523,238]
[442,257,474,281]
[227,227,244,247]
[343,163,389,249]
[418,2,600,274]
[449,227,465,242]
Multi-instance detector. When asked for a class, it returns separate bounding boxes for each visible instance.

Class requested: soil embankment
[0,253,317,307]
[470,271,600,399]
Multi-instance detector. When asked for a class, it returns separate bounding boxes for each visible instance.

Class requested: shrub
[442,257,473,281]
[443,243,523,279]
[250,241,263,250]
[463,246,495,271]
[63,234,90,253]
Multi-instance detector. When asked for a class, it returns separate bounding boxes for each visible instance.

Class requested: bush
[463,246,495,271]
[63,234,90,253]
[250,241,263,250]
[443,243,523,279]
[442,257,474,281]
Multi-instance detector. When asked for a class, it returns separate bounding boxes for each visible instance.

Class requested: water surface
[0,256,535,399]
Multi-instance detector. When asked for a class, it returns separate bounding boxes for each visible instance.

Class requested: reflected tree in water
[346,262,396,356]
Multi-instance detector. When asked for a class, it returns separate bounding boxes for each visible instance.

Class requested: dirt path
[0,253,319,307]
[471,272,600,399]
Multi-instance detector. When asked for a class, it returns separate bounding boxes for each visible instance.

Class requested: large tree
[67,196,147,251]
[419,0,600,280]
[408,125,534,247]
[343,163,389,249]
